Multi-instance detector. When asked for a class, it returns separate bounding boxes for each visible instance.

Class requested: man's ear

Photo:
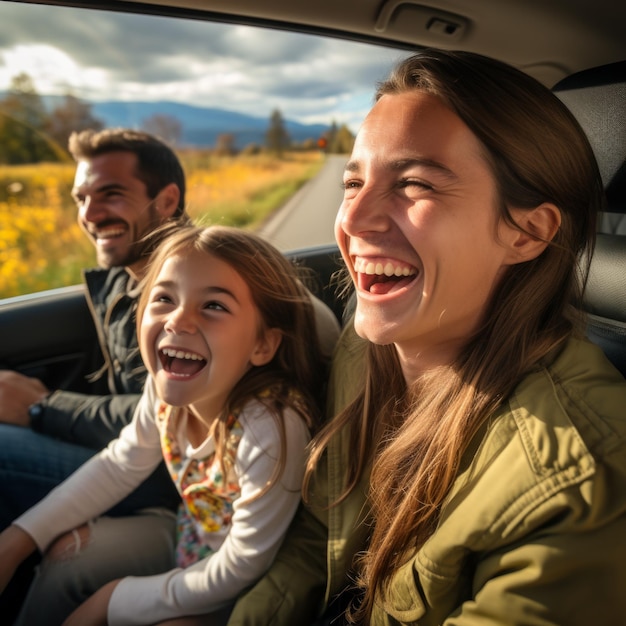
[503,203,561,264]
[154,182,181,219]
[250,328,283,367]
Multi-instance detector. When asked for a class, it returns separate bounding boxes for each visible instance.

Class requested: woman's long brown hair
[305,49,603,622]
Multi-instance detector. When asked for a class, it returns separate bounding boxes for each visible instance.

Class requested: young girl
[0,225,327,625]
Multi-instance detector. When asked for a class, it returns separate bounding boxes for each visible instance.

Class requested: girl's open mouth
[159,348,207,377]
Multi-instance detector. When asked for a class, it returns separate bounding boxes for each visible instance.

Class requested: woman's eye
[398,178,433,191]
[342,179,362,199]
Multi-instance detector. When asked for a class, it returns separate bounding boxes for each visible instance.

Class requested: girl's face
[140,249,279,420]
[336,92,522,379]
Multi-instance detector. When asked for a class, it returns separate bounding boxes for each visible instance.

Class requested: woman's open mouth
[159,348,207,377]
[353,257,418,295]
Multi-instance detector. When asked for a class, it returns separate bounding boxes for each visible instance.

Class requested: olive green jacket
[229,323,626,625]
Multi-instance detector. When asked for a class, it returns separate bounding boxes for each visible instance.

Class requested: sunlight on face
[139,250,268,421]
[336,92,516,375]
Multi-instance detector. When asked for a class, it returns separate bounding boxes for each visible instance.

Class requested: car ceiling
[27,0,626,86]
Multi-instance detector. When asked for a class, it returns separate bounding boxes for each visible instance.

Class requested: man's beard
[99,203,162,269]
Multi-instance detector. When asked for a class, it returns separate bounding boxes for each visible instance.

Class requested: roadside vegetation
[0,150,325,299]
[0,71,354,299]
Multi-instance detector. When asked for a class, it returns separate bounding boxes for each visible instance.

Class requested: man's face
[72,151,162,274]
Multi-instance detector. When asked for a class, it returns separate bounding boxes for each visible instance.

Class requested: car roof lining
[22,0,626,87]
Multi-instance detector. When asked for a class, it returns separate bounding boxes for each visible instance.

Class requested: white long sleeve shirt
[15,377,311,625]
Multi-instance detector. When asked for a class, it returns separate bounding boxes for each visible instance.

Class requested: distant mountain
[36,95,329,148]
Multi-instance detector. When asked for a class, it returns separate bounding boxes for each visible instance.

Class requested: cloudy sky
[0,2,411,132]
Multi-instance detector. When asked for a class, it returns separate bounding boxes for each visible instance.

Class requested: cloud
[0,2,408,131]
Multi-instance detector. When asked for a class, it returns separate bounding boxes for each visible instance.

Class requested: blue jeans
[0,424,180,622]
[0,424,180,530]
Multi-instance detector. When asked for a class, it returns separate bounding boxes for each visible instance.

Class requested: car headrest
[583,232,626,375]
[553,61,626,376]
[552,60,626,214]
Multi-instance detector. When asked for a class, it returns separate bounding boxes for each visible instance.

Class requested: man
[0,128,187,616]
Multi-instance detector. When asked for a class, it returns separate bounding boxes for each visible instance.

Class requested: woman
[230,49,626,625]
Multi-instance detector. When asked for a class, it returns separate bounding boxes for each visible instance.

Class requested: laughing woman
[322,49,626,625]
[229,49,626,626]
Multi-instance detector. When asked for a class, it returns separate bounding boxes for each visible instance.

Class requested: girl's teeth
[162,348,202,360]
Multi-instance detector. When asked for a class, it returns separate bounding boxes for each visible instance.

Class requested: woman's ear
[250,328,283,367]
[154,182,181,219]
[503,203,561,264]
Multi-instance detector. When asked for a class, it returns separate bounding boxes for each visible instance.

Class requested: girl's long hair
[305,49,603,622]
[137,224,327,491]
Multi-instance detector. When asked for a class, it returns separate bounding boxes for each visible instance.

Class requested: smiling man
[0,128,188,618]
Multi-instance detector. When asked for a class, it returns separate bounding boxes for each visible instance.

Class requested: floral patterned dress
[158,402,243,568]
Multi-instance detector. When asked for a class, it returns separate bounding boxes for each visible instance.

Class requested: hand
[0,370,49,427]
[0,525,38,594]
[62,578,121,626]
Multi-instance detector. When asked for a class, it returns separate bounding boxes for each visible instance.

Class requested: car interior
[1,0,625,410]
[0,1,624,624]
[551,60,626,377]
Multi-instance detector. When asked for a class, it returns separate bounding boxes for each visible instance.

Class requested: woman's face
[336,91,520,377]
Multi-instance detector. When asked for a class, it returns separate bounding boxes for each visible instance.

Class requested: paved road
[256,153,347,252]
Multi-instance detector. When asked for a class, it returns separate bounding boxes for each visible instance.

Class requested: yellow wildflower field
[0,151,323,299]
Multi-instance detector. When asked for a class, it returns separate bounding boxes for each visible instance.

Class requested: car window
[0,1,410,299]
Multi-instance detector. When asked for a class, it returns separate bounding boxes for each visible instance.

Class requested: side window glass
[0,2,407,299]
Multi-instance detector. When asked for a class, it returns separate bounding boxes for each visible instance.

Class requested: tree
[214,133,236,156]
[265,109,290,156]
[0,73,58,164]
[142,113,182,148]
[47,93,104,156]
[318,120,354,154]
[330,124,355,154]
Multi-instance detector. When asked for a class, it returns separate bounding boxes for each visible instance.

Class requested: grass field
[0,150,324,298]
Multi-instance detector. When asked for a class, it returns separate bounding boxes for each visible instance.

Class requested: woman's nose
[336,184,390,238]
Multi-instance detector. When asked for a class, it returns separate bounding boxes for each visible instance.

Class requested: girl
[0,224,326,625]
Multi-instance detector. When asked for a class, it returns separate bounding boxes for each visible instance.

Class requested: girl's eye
[149,290,173,304]
[205,301,228,312]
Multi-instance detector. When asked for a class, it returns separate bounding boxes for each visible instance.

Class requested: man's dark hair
[68,128,187,217]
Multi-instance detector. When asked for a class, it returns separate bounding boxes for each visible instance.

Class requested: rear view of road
[256,153,347,252]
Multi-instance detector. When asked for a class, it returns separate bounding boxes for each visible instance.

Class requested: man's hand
[0,370,49,427]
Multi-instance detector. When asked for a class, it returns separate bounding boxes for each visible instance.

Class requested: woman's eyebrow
[344,157,457,180]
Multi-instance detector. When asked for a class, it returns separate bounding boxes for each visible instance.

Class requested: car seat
[552,60,626,376]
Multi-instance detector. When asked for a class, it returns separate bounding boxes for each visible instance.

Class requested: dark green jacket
[230,324,626,625]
